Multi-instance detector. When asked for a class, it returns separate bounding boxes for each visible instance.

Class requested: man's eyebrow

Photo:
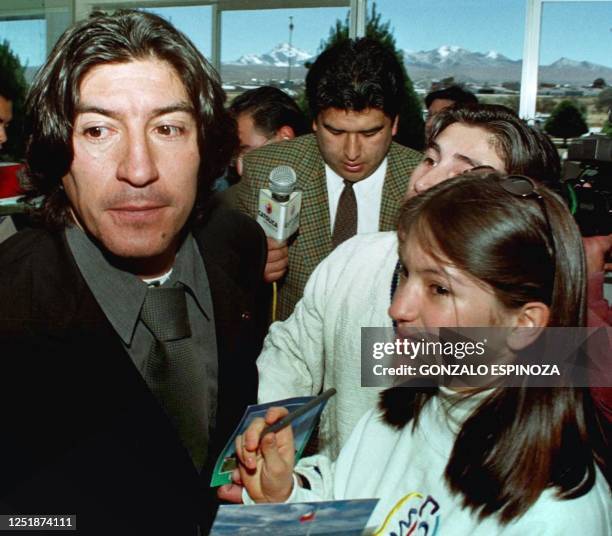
[152,103,195,116]
[359,125,384,134]
[322,122,344,132]
[75,102,195,118]
[322,123,384,134]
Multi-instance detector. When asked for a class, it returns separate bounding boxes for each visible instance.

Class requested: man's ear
[236,155,244,177]
[506,302,550,351]
[391,115,399,136]
[274,125,295,141]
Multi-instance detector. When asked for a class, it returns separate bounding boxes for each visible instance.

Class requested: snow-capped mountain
[222,43,612,85]
[548,57,602,71]
[403,45,518,68]
[232,43,313,67]
[400,45,612,84]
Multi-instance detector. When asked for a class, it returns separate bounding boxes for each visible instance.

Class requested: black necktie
[332,180,358,248]
[140,286,208,471]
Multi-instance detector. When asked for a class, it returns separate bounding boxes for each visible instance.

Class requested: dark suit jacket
[0,209,267,535]
[236,134,422,320]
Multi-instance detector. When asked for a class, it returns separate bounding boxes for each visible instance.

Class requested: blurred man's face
[236,113,272,155]
[235,112,294,175]
[312,107,397,183]
[0,95,13,150]
[235,112,274,176]
[62,59,200,277]
[425,98,455,131]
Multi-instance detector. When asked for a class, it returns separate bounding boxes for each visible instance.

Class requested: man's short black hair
[306,38,405,120]
[425,85,478,109]
[229,86,307,137]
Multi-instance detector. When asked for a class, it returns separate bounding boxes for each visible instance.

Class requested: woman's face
[406,123,506,199]
[389,232,514,334]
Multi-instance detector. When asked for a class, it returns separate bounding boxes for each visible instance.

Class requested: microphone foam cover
[269,165,297,196]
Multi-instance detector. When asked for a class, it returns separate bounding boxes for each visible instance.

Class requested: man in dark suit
[0,10,266,535]
[236,38,422,321]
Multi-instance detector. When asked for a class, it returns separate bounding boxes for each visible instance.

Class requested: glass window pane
[375,0,525,112]
[0,18,46,82]
[143,5,212,59]
[538,1,612,134]
[220,7,350,87]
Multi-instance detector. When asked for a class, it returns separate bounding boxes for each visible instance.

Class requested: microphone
[256,165,302,242]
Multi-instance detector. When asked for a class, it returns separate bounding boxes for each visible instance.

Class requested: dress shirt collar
[325,157,388,234]
[65,226,210,345]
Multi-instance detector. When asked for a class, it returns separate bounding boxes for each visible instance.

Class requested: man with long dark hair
[0,10,266,534]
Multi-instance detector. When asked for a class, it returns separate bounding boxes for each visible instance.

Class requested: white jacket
[257,232,399,458]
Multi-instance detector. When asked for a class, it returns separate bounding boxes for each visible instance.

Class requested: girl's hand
[235,406,295,503]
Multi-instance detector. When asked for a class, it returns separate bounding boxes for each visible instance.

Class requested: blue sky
[1,1,611,68]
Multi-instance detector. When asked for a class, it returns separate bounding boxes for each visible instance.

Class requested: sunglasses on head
[500,174,556,258]
[458,169,556,260]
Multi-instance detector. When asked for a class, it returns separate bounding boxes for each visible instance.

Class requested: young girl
[236,172,611,534]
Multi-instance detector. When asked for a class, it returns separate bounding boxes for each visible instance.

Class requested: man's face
[236,112,272,155]
[425,98,455,131]
[0,95,13,150]
[235,112,277,176]
[312,107,398,183]
[63,59,200,276]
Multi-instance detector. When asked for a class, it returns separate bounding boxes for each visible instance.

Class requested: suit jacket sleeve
[234,136,315,220]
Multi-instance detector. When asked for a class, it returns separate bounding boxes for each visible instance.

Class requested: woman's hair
[428,104,561,187]
[399,171,585,326]
[381,172,603,524]
[22,9,236,229]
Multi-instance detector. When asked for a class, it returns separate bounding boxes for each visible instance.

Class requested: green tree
[313,2,425,150]
[544,100,588,146]
[592,77,606,89]
[602,119,612,138]
[0,39,27,161]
